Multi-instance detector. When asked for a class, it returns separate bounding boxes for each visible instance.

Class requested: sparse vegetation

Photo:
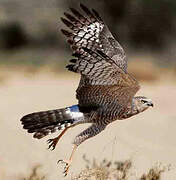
[72,156,166,180]
[139,166,165,180]
[72,156,132,180]
[15,158,168,180]
[19,165,46,180]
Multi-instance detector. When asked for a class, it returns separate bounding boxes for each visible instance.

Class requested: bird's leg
[58,144,78,176]
[58,123,106,176]
[47,127,69,150]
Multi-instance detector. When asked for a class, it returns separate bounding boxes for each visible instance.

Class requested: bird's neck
[119,98,139,119]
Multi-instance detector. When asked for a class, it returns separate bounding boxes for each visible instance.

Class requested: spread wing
[61,4,140,110]
[67,47,140,105]
[61,3,127,72]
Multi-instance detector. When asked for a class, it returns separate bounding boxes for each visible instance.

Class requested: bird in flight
[21,4,153,176]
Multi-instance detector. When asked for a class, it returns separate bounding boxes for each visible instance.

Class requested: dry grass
[72,156,167,180]
[139,166,165,180]
[15,159,167,180]
[19,165,46,180]
[72,155,131,180]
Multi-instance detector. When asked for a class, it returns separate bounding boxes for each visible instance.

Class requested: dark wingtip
[80,3,96,20]
[20,114,30,123]
[69,7,75,12]
[20,116,24,122]
[70,7,85,20]
[70,7,80,16]
[80,3,90,13]
[92,8,103,22]
[66,64,76,72]
[80,3,87,10]
[69,59,77,63]
[60,29,72,37]
[64,12,77,22]
[60,17,65,23]
[61,17,74,29]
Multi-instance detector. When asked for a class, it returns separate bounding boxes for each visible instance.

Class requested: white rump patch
[66,106,84,120]
[71,111,83,119]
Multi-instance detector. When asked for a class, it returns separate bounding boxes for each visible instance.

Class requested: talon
[63,169,67,174]
[58,159,71,176]
[57,145,77,176]
[63,171,67,177]
[47,139,52,143]
[57,159,63,164]
[47,128,70,151]
[47,138,58,150]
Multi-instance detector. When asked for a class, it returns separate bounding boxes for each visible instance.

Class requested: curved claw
[57,159,62,164]
[46,138,58,151]
[57,159,65,164]
[47,139,52,143]
[48,145,55,151]
[57,159,71,176]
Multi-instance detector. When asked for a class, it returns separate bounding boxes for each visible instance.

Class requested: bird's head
[133,96,153,112]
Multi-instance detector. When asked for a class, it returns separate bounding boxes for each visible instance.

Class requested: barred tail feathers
[20,105,84,139]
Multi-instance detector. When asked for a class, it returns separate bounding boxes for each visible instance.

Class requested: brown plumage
[20,4,153,176]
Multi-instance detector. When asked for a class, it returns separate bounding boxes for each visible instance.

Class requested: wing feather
[61,4,140,111]
[61,4,127,71]
[66,47,139,93]
[66,48,120,86]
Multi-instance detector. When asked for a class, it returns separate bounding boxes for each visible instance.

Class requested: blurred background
[0,0,176,71]
[1,0,176,180]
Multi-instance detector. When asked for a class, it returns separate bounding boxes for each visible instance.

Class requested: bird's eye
[141,100,147,104]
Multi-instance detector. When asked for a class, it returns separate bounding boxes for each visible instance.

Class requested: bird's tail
[20,105,84,139]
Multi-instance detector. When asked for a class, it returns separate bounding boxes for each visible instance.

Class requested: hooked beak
[147,102,154,107]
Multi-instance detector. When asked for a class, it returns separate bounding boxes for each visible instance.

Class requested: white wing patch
[76,22,104,46]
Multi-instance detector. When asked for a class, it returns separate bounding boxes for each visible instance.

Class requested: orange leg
[58,144,78,176]
[47,127,70,150]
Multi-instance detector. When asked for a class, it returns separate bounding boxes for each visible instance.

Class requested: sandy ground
[1,73,176,180]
